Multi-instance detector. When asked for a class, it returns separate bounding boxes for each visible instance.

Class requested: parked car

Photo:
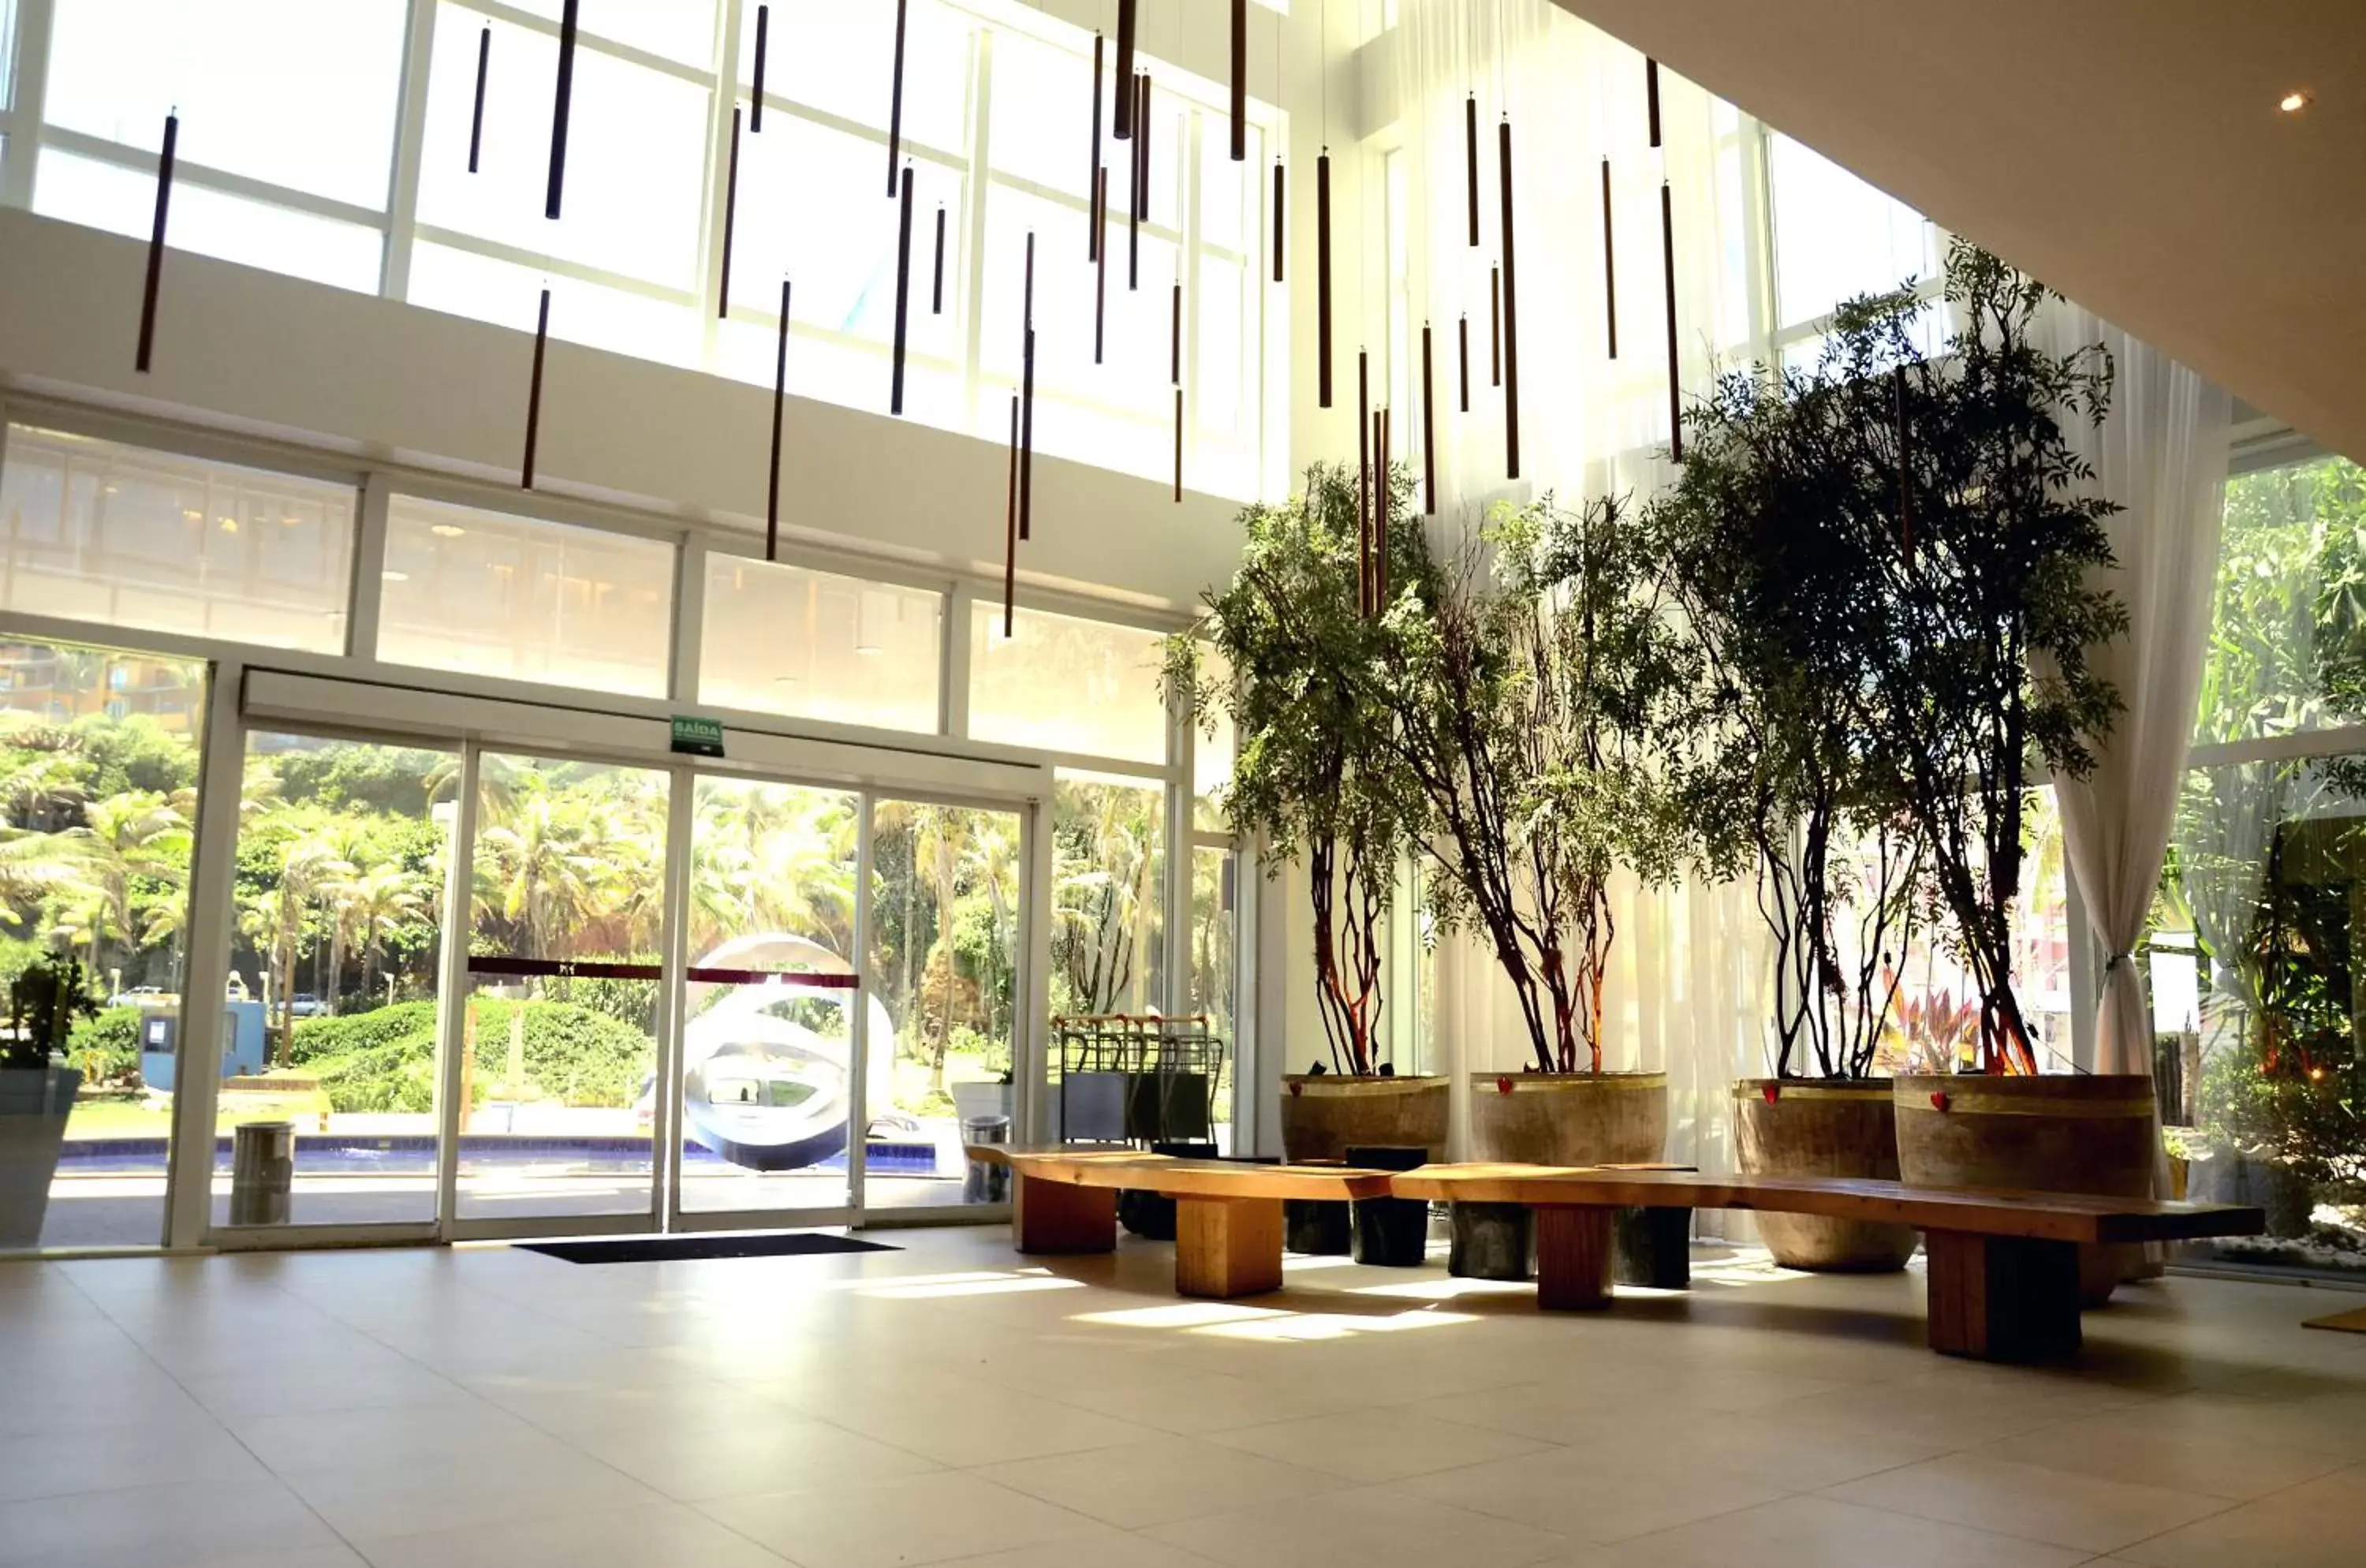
[108,984,167,1007]
[289,994,326,1018]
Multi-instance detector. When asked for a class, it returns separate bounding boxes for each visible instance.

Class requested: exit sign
[670,715,725,757]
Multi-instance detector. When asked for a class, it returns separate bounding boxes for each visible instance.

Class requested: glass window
[33,151,386,295]
[1768,133,1939,330]
[0,636,207,1251]
[1190,644,1234,833]
[1053,770,1166,1016]
[0,425,354,651]
[2196,456,2366,745]
[377,495,674,699]
[726,114,964,363]
[987,28,1090,196]
[738,0,971,154]
[416,6,710,291]
[968,603,1167,764]
[504,0,720,69]
[2166,752,2366,1281]
[43,0,408,209]
[700,554,942,734]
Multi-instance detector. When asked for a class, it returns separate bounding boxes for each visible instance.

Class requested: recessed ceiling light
[382,569,409,582]
[431,523,466,538]
[2279,89,2312,114]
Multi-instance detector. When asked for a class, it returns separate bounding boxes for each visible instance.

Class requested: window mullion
[1,0,57,210]
[382,0,439,300]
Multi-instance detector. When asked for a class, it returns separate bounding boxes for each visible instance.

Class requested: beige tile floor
[1,1229,2361,1568]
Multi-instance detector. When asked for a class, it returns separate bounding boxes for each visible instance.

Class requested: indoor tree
[1852,241,2126,1073]
[1648,289,1926,1080]
[1166,462,1415,1075]
[1368,491,1700,1074]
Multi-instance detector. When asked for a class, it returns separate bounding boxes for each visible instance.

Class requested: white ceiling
[1555,0,2366,461]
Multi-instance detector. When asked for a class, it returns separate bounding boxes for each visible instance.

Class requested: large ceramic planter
[1468,1071,1667,1165]
[1278,1074,1449,1163]
[0,1066,81,1249]
[1733,1079,1916,1271]
[1893,1073,2155,1307]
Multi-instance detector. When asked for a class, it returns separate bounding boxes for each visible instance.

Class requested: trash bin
[230,1120,294,1226]
[961,1114,1011,1204]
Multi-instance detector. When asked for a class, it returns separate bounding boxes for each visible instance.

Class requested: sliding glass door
[203,720,1039,1245]
[453,752,671,1225]
[673,773,862,1223]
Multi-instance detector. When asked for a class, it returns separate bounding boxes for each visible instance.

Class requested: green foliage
[293,999,653,1114]
[66,1006,146,1087]
[4,954,100,1071]
[2199,1041,2362,1190]
[1166,463,1416,1072]
[1649,287,1928,1078]
[1817,241,2126,1073]
[1368,493,1702,1073]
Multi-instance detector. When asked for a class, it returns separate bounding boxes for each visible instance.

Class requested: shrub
[297,998,651,1114]
[67,1006,146,1087]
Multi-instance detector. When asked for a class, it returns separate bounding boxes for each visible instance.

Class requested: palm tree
[55,791,191,982]
[477,797,606,959]
[266,831,354,1061]
[345,863,430,1006]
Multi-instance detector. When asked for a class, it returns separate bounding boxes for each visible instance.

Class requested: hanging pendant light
[767,278,790,562]
[1357,349,1371,616]
[1458,314,1470,413]
[890,165,915,414]
[1663,179,1681,462]
[751,5,770,131]
[468,25,491,172]
[1500,116,1521,481]
[1600,158,1618,358]
[718,106,742,318]
[1094,167,1109,364]
[1114,0,1137,139]
[1129,74,1148,289]
[1421,323,1437,516]
[1004,393,1019,637]
[521,286,550,488]
[1490,264,1501,388]
[1316,149,1333,408]
[1647,56,1663,148]
[545,0,578,218]
[1173,275,1185,502]
[1465,95,1480,248]
[886,0,909,196]
[1088,32,1105,263]
[1230,0,1246,160]
[134,109,177,374]
[931,201,946,314]
[1271,157,1286,283]
[1021,230,1036,541]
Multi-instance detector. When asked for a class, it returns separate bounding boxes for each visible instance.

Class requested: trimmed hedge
[293,999,652,1114]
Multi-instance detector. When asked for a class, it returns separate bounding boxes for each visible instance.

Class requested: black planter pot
[1447,1202,1532,1279]
[1347,1144,1430,1267]
[1285,1198,1353,1255]
[1116,1141,1222,1238]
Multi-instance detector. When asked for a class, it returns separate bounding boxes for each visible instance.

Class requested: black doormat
[519,1233,901,1264]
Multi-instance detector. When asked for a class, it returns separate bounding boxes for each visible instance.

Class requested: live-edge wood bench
[1005,1148,1395,1299]
[1393,1165,2266,1363]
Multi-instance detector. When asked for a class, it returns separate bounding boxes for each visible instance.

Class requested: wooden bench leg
[1535,1206,1616,1310]
[1013,1173,1117,1255]
[1174,1196,1283,1298]
[1925,1229,2081,1362]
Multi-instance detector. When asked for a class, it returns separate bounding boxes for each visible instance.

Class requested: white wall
[0,206,1244,611]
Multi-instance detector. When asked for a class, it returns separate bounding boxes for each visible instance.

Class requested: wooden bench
[1006,1150,1396,1298]
[1392,1165,2265,1361]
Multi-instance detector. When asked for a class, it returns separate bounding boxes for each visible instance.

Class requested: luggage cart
[1054,1013,1230,1145]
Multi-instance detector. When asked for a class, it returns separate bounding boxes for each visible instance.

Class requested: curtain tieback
[2103,950,2136,974]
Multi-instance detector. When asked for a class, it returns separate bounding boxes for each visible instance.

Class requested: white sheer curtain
[2043,310,2234,1074]
[1393,0,1768,1183]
